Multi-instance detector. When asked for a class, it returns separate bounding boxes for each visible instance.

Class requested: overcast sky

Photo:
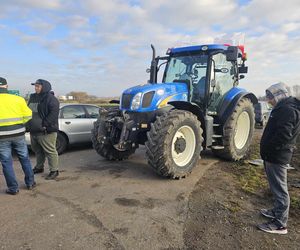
[0,0,300,97]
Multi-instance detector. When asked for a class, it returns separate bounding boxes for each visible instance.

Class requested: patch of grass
[291,196,300,210]
[247,135,261,160]
[237,165,268,194]
[223,200,242,213]
[228,135,268,194]
[229,160,268,194]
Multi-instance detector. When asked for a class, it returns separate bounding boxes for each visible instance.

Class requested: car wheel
[56,132,68,155]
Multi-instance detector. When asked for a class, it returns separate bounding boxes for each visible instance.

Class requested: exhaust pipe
[149,44,157,84]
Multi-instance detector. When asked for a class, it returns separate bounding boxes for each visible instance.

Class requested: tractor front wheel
[145,110,203,178]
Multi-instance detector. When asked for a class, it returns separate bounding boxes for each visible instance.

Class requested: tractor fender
[168,101,205,123]
[218,89,258,125]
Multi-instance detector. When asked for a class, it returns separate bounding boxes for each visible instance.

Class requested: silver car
[26,103,100,154]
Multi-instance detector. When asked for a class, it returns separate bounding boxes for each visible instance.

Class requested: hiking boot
[257,221,287,235]
[45,171,59,180]
[33,167,44,174]
[27,182,36,190]
[260,209,275,219]
[6,189,19,195]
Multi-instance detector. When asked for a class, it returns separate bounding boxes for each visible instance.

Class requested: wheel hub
[174,137,186,154]
[171,125,196,167]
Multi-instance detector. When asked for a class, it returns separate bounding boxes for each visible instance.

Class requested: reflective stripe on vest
[0,117,23,123]
[0,127,25,135]
[0,116,32,125]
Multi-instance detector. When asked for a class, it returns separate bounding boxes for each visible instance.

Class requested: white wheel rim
[234,111,251,150]
[171,125,196,167]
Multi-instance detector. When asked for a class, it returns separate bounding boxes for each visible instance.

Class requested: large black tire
[56,132,68,155]
[213,98,255,160]
[145,110,203,178]
[91,117,136,160]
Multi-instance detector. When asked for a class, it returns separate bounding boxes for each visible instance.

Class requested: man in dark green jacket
[27,79,60,180]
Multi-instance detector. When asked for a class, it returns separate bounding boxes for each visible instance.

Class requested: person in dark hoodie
[257,82,300,235]
[27,79,60,180]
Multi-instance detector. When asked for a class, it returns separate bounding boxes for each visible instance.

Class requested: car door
[83,105,100,135]
[60,105,92,144]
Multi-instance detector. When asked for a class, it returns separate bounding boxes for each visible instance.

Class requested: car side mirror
[146,68,151,73]
[239,75,245,80]
[226,46,238,61]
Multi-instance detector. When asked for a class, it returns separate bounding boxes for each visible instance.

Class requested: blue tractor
[92,44,257,178]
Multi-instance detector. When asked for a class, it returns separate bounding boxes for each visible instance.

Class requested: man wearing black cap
[0,77,35,194]
[257,82,300,234]
[27,79,60,180]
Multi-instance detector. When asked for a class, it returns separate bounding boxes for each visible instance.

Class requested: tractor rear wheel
[92,117,136,160]
[145,110,203,178]
[213,98,255,160]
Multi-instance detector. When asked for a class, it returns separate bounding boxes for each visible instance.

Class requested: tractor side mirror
[238,66,248,74]
[226,46,238,61]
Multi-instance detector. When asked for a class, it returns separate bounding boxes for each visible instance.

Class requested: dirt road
[1,133,299,250]
[0,146,218,250]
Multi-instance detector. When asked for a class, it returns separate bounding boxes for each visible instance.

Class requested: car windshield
[163,54,208,85]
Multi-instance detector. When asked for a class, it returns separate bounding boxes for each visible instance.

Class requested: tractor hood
[120,82,189,112]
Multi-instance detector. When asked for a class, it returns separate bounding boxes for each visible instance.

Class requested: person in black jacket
[257,82,300,235]
[27,79,60,180]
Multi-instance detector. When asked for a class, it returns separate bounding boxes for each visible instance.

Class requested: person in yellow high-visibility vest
[0,77,36,195]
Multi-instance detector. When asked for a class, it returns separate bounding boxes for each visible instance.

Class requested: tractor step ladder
[212,145,225,150]
[212,123,223,149]
[212,134,222,138]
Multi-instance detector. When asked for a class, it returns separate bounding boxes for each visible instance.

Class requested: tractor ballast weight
[92,44,257,178]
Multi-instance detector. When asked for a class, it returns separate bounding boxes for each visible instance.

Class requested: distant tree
[67,91,89,102]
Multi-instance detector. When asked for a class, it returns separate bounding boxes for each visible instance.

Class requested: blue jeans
[264,161,290,227]
[0,136,34,192]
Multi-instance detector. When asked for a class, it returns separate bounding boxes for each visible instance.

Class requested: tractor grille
[142,91,155,108]
[121,94,133,109]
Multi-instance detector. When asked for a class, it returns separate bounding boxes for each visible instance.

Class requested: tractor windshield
[163,54,208,104]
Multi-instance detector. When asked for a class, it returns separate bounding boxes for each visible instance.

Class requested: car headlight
[131,92,142,110]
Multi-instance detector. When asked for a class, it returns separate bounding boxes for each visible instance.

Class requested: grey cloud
[2,0,300,97]
[63,15,90,29]
[6,0,64,10]
[26,19,56,34]
[241,0,300,26]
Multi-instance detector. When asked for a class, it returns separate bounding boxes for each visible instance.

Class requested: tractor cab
[156,44,248,114]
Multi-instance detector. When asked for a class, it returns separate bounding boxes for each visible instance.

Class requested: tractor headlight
[131,92,142,110]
